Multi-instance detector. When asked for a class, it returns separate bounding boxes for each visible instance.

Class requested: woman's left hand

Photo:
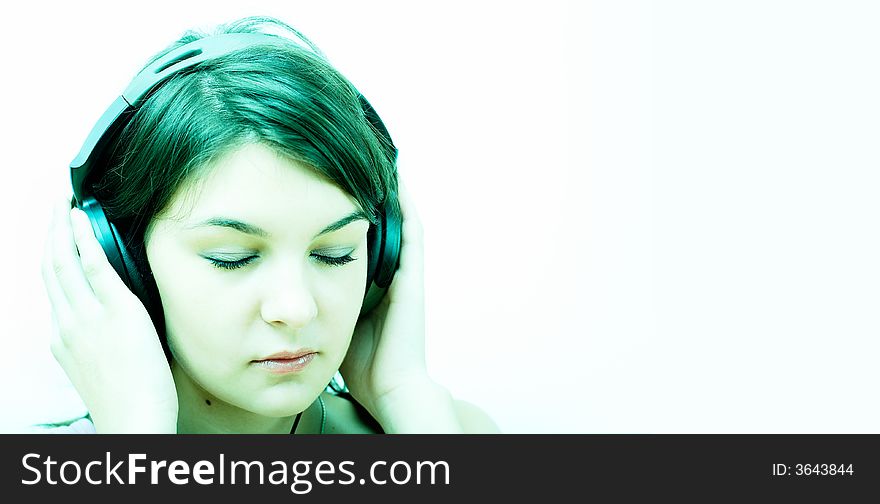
[339,174,436,420]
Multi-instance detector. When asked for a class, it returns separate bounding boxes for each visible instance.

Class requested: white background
[1,0,877,433]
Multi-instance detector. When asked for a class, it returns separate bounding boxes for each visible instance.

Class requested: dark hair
[88,16,397,396]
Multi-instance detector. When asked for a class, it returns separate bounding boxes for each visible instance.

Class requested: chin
[243,389,316,418]
[250,404,302,418]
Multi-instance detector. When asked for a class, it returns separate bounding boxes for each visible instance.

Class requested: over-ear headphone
[69,32,401,319]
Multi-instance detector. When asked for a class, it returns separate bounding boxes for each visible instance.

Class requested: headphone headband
[125,33,294,107]
[70,33,396,203]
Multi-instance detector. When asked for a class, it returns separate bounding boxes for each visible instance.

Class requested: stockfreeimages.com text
[22,452,450,494]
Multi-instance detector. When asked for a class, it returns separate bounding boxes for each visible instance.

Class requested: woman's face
[145,143,370,417]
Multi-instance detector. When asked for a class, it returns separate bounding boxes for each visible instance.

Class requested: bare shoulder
[321,391,384,434]
[23,415,96,434]
[453,399,502,434]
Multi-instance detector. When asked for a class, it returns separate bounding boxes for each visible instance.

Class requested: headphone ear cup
[360,192,402,316]
[78,196,151,310]
[374,190,402,288]
[365,220,381,290]
[362,217,384,316]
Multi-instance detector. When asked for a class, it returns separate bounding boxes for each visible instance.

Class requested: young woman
[39,16,498,434]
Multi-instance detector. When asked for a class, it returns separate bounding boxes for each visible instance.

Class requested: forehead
[163,143,362,224]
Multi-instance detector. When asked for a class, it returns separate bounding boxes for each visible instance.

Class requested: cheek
[150,253,251,365]
[315,258,369,331]
[315,258,369,307]
[334,264,369,335]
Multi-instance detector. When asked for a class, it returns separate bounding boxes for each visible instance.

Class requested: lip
[256,349,317,361]
[252,350,317,375]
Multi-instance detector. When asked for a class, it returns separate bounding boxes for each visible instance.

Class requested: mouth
[252,350,317,375]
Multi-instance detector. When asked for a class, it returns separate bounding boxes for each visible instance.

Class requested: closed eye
[313,253,357,267]
[206,256,256,270]
[206,253,357,271]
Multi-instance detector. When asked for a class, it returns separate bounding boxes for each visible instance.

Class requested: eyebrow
[187,210,370,240]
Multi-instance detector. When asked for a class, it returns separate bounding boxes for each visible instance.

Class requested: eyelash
[207,254,356,271]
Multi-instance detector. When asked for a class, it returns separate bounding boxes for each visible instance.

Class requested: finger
[393,175,424,279]
[397,174,421,232]
[69,206,131,302]
[50,197,99,313]
[396,175,423,241]
[47,309,69,366]
[42,219,75,334]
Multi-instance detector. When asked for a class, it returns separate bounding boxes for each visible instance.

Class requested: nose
[259,260,319,329]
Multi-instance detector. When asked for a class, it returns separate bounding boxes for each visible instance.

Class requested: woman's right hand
[41,197,179,433]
